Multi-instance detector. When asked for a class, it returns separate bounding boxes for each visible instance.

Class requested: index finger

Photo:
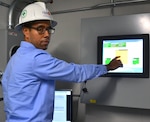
[113,56,121,60]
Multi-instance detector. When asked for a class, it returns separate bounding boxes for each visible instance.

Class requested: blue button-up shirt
[2,41,107,122]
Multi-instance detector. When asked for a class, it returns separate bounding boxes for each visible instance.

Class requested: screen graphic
[103,39,143,73]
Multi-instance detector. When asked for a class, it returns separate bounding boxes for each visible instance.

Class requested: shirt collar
[20,41,36,49]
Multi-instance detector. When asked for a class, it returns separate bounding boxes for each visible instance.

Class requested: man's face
[23,20,52,50]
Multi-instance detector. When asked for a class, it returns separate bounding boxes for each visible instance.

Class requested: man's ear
[22,27,29,35]
[22,27,30,41]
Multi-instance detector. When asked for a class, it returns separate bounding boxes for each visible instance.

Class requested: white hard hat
[15,2,57,30]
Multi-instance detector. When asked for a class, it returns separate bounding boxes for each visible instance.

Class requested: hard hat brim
[15,20,57,31]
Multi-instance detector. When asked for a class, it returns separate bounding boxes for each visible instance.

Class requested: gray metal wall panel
[0,30,7,71]
[80,13,150,109]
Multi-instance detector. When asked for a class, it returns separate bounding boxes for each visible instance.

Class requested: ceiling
[0,0,54,29]
[1,0,150,29]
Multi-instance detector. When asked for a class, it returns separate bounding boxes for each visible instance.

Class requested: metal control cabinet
[80,13,150,109]
[0,29,23,71]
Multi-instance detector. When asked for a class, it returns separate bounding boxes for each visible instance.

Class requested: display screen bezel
[97,34,149,78]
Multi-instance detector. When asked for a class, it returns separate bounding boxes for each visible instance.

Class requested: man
[1,2,123,122]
